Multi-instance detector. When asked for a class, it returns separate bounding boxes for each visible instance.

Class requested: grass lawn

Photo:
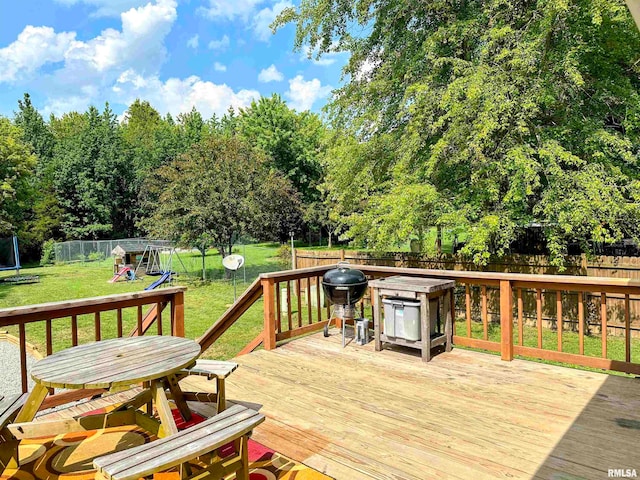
[0,243,285,360]
[1,243,638,375]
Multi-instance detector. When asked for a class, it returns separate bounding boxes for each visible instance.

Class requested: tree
[0,118,36,235]
[50,104,134,239]
[141,135,267,280]
[237,95,325,204]
[177,107,205,151]
[248,173,305,243]
[278,0,640,266]
[13,94,63,252]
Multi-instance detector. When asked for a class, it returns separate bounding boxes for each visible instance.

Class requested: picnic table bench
[177,359,238,413]
[0,393,27,470]
[94,404,264,480]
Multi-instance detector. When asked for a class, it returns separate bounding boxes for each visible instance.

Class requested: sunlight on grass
[0,243,284,360]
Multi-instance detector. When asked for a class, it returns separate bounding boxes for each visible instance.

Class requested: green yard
[1,244,638,374]
[0,243,284,359]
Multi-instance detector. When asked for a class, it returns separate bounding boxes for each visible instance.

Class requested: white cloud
[198,0,264,21]
[0,0,178,114]
[187,34,199,49]
[42,95,92,117]
[208,35,230,51]
[54,0,150,17]
[113,70,260,118]
[258,64,283,83]
[214,62,227,72]
[300,43,345,66]
[285,75,331,111]
[0,26,76,82]
[253,0,291,42]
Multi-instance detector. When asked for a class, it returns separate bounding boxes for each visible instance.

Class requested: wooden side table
[370,276,455,362]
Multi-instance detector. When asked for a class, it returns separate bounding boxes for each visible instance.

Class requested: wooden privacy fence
[0,286,186,402]
[207,264,640,376]
[296,249,640,337]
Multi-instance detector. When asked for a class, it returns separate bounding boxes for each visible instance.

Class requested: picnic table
[13,336,201,437]
[0,336,264,480]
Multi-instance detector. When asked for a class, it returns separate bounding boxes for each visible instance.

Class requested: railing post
[171,291,185,337]
[500,280,513,361]
[262,278,277,350]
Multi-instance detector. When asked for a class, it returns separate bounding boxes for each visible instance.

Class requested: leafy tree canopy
[0,117,36,235]
[237,94,326,203]
[278,0,640,265]
[142,135,269,279]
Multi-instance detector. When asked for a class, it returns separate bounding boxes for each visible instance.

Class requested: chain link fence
[54,238,171,264]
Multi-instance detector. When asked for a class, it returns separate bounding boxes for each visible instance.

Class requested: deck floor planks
[31,330,640,480]
[219,330,640,480]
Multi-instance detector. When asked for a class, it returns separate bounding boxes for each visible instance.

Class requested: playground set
[0,236,39,284]
[109,244,188,291]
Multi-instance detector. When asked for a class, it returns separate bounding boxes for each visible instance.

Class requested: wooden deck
[188,330,640,480]
[38,330,640,479]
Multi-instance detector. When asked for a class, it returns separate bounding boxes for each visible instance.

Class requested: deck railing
[0,286,186,399]
[204,264,640,376]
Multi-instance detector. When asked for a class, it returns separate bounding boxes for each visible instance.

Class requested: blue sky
[0,0,348,119]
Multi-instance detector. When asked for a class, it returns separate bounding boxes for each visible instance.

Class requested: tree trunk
[328,231,333,248]
[436,226,442,254]
[201,247,206,281]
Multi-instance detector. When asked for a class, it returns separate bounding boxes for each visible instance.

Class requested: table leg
[216,378,226,413]
[164,374,192,422]
[445,289,453,352]
[14,384,49,423]
[420,293,431,362]
[151,380,178,437]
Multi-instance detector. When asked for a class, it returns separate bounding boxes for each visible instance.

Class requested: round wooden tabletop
[31,336,201,389]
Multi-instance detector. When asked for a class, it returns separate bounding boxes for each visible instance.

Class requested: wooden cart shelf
[369,276,455,362]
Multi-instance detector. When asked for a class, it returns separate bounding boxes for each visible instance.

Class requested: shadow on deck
[198,330,640,480]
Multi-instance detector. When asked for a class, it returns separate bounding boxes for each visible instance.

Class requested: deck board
[201,330,640,480]
[38,330,640,479]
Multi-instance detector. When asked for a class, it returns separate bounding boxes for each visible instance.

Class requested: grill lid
[322,262,367,287]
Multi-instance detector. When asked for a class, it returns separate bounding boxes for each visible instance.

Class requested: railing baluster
[19,323,27,393]
[94,312,101,341]
[157,302,163,335]
[171,291,185,337]
[536,289,542,349]
[297,280,302,328]
[517,289,523,346]
[71,315,78,346]
[481,286,488,340]
[557,291,563,352]
[307,278,312,325]
[316,277,322,323]
[46,319,53,356]
[286,281,292,331]
[625,294,631,363]
[137,306,143,336]
[578,292,584,355]
[465,284,471,337]
[276,282,282,333]
[117,308,123,337]
[601,293,607,359]
[262,278,276,350]
[170,301,175,336]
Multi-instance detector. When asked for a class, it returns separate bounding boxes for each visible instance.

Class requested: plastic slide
[109,266,132,283]
[144,271,171,291]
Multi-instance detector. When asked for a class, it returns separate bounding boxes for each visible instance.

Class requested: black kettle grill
[322,262,368,341]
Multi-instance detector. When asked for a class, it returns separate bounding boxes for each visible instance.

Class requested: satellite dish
[223,254,245,271]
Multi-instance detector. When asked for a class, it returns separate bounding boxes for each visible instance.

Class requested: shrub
[40,239,56,265]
